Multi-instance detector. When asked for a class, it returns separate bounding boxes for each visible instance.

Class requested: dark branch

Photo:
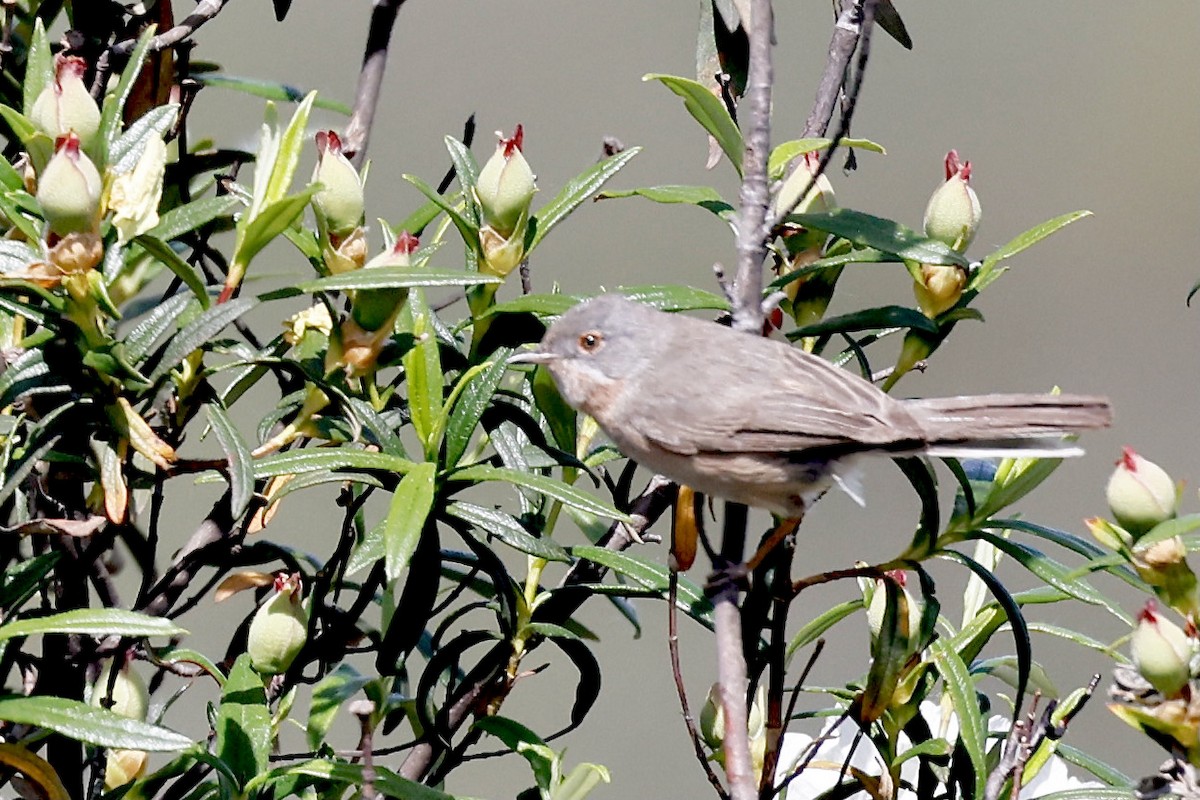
[344,0,409,167]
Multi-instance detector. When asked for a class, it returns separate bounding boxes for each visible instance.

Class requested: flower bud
[866,571,922,652]
[104,748,149,789]
[323,227,368,275]
[773,152,835,223]
[109,135,167,244]
[1106,447,1178,538]
[1085,516,1134,552]
[247,572,309,675]
[312,131,364,238]
[1130,601,1193,697]
[283,303,334,346]
[923,151,981,253]
[351,231,417,332]
[37,133,103,237]
[29,55,102,149]
[91,660,149,721]
[698,683,724,749]
[479,224,527,278]
[912,263,968,318]
[1133,536,1200,619]
[475,125,536,237]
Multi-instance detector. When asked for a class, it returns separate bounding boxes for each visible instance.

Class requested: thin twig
[344,0,409,166]
[112,0,230,56]
[802,0,863,139]
[729,0,775,334]
[668,571,730,800]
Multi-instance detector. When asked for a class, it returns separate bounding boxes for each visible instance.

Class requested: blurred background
[169,1,1199,796]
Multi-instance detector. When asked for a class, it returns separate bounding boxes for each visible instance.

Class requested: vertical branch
[344,0,409,167]
[802,0,864,139]
[729,0,775,334]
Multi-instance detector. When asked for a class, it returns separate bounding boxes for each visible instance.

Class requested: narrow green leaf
[597,184,735,221]
[205,401,255,518]
[253,448,415,479]
[791,208,969,267]
[768,137,886,179]
[484,293,581,319]
[384,463,436,583]
[134,235,211,308]
[568,546,713,625]
[0,152,23,191]
[150,297,256,381]
[0,696,191,751]
[403,174,480,253]
[232,188,319,272]
[0,192,44,242]
[444,353,510,468]
[143,195,241,243]
[0,609,186,642]
[306,665,369,750]
[786,305,938,340]
[215,655,271,787]
[244,759,456,799]
[444,136,479,204]
[644,74,743,175]
[263,91,316,208]
[976,457,1064,520]
[22,20,54,116]
[617,284,730,311]
[393,197,448,238]
[928,638,987,800]
[0,553,59,612]
[96,26,157,160]
[123,294,196,362]
[785,599,863,663]
[451,465,628,520]
[528,147,641,250]
[108,104,178,173]
[1051,743,1135,790]
[446,502,571,563]
[402,292,444,457]
[973,211,1092,291]
[261,267,500,300]
[192,74,352,114]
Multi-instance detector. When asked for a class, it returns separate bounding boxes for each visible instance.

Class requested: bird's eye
[577,331,603,353]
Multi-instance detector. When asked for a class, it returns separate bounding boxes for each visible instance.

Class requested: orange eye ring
[578,331,603,352]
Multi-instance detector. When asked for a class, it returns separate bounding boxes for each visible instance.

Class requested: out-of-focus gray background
[179,1,1198,796]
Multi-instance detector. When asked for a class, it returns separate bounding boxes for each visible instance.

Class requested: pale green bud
[912,263,967,318]
[104,748,149,789]
[351,231,416,332]
[1130,601,1193,697]
[37,133,103,237]
[866,571,922,652]
[474,125,536,237]
[311,131,364,237]
[1085,516,1134,552]
[248,572,309,674]
[29,55,101,149]
[698,683,724,749]
[772,151,835,222]
[479,223,527,278]
[1106,447,1178,537]
[91,660,149,721]
[923,150,981,253]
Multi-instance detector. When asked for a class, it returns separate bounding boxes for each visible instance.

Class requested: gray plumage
[521,294,1111,516]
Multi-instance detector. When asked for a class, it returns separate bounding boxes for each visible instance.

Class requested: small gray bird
[515,294,1111,517]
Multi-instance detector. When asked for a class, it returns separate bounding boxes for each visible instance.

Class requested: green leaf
[528,147,641,250]
[768,137,886,179]
[306,665,369,750]
[1026,622,1126,661]
[790,209,968,267]
[96,26,157,161]
[393,197,448,238]
[644,74,743,175]
[232,187,320,273]
[786,305,938,340]
[205,401,255,518]
[0,609,186,642]
[0,192,44,243]
[244,759,456,800]
[123,293,195,362]
[215,654,271,788]
[0,553,59,612]
[403,292,445,458]
[568,546,713,625]
[485,293,582,319]
[263,91,316,210]
[150,297,257,381]
[444,136,480,206]
[451,465,627,520]
[446,502,571,563]
[785,599,863,663]
[968,532,1129,623]
[597,184,735,220]
[192,74,352,114]
[1051,743,1135,790]
[475,716,556,791]
[617,284,730,311]
[108,104,178,173]
[261,267,500,301]
[976,457,1065,520]
[22,21,54,116]
[928,638,987,800]
[973,211,1092,291]
[253,448,415,479]
[444,353,510,468]
[134,235,211,308]
[403,174,480,253]
[0,696,191,751]
[384,463,436,583]
[144,195,241,243]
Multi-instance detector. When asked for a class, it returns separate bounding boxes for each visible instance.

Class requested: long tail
[905,394,1112,458]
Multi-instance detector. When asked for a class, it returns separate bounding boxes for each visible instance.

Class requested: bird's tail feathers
[908,393,1111,457]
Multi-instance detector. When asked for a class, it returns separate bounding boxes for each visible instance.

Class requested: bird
[513,294,1111,518]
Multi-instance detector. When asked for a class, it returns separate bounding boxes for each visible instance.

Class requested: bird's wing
[630,329,923,456]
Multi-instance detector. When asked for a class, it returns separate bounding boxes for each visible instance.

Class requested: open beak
[508,349,560,365]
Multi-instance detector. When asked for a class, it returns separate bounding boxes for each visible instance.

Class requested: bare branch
[344,0,409,167]
[802,0,863,139]
[112,0,231,56]
[730,0,774,334]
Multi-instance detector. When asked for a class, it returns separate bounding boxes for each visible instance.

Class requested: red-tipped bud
[1106,447,1178,538]
[475,125,537,238]
[923,150,981,253]
[29,55,101,148]
[312,130,365,238]
[1131,600,1193,697]
[247,572,309,674]
[37,132,103,237]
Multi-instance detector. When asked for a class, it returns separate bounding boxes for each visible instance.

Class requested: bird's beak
[508,349,559,365]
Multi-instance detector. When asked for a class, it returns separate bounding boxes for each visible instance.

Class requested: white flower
[109,136,167,244]
[775,701,1102,799]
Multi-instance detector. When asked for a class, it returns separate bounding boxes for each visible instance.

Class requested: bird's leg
[705,516,802,596]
